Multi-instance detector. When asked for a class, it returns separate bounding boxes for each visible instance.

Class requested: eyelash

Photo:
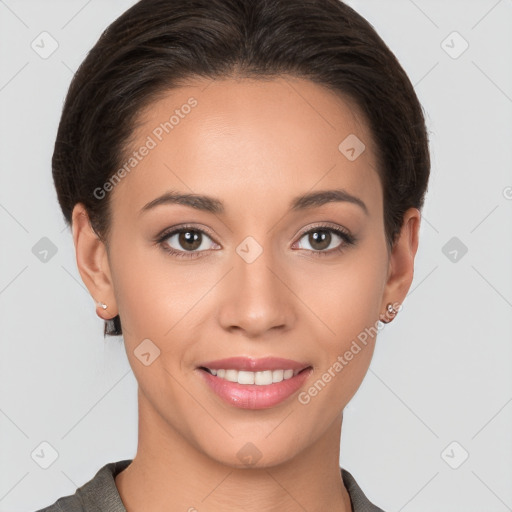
[155,223,357,259]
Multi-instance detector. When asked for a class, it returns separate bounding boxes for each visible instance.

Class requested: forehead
[110,76,382,220]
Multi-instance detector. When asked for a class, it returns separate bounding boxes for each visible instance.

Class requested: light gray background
[1,1,511,511]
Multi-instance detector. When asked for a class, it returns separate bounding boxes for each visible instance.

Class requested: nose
[217,245,296,338]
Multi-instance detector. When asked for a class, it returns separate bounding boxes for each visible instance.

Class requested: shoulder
[341,467,387,512]
[33,459,133,512]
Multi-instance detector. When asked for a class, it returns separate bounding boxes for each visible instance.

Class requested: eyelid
[155,221,355,258]
[156,223,218,243]
[154,223,220,255]
[156,222,351,243]
[294,221,352,239]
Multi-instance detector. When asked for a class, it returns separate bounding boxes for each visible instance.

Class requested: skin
[72,76,420,512]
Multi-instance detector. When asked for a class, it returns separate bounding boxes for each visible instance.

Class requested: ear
[380,207,421,320]
[71,203,118,320]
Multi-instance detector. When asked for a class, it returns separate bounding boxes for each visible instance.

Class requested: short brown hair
[52,0,430,336]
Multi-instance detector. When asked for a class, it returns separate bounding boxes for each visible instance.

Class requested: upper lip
[198,357,311,372]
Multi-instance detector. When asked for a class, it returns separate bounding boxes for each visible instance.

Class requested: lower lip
[197,367,313,410]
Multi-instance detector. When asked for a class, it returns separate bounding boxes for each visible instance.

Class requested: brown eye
[164,229,211,252]
[176,230,203,251]
[158,226,219,258]
[306,229,332,251]
[294,225,356,256]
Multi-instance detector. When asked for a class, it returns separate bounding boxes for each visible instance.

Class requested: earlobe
[379,207,421,323]
[71,203,118,320]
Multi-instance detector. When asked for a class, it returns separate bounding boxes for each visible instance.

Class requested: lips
[196,356,313,409]
[197,356,310,372]
[197,364,314,409]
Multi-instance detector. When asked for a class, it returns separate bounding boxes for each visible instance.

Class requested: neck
[115,387,352,512]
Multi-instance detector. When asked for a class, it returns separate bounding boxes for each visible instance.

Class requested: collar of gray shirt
[35,459,386,512]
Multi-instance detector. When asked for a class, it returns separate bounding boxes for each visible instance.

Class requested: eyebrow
[139,188,368,216]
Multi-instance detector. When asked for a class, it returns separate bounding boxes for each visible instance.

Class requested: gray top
[34,459,385,512]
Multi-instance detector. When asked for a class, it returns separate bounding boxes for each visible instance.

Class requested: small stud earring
[97,301,108,310]
[386,303,397,315]
[379,302,398,324]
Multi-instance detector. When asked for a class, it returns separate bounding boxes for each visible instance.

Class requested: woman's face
[74,76,419,467]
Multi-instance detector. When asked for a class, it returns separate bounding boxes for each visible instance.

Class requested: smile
[197,366,313,409]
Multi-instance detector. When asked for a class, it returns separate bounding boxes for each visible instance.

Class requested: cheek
[295,246,387,344]
[108,222,387,351]
[107,236,174,337]
[296,253,385,415]
[108,237,217,352]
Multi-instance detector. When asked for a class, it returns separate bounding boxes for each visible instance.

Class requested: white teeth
[225,369,239,383]
[256,370,273,385]
[283,369,294,379]
[272,369,284,382]
[238,371,255,384]
[205,368,304,385]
